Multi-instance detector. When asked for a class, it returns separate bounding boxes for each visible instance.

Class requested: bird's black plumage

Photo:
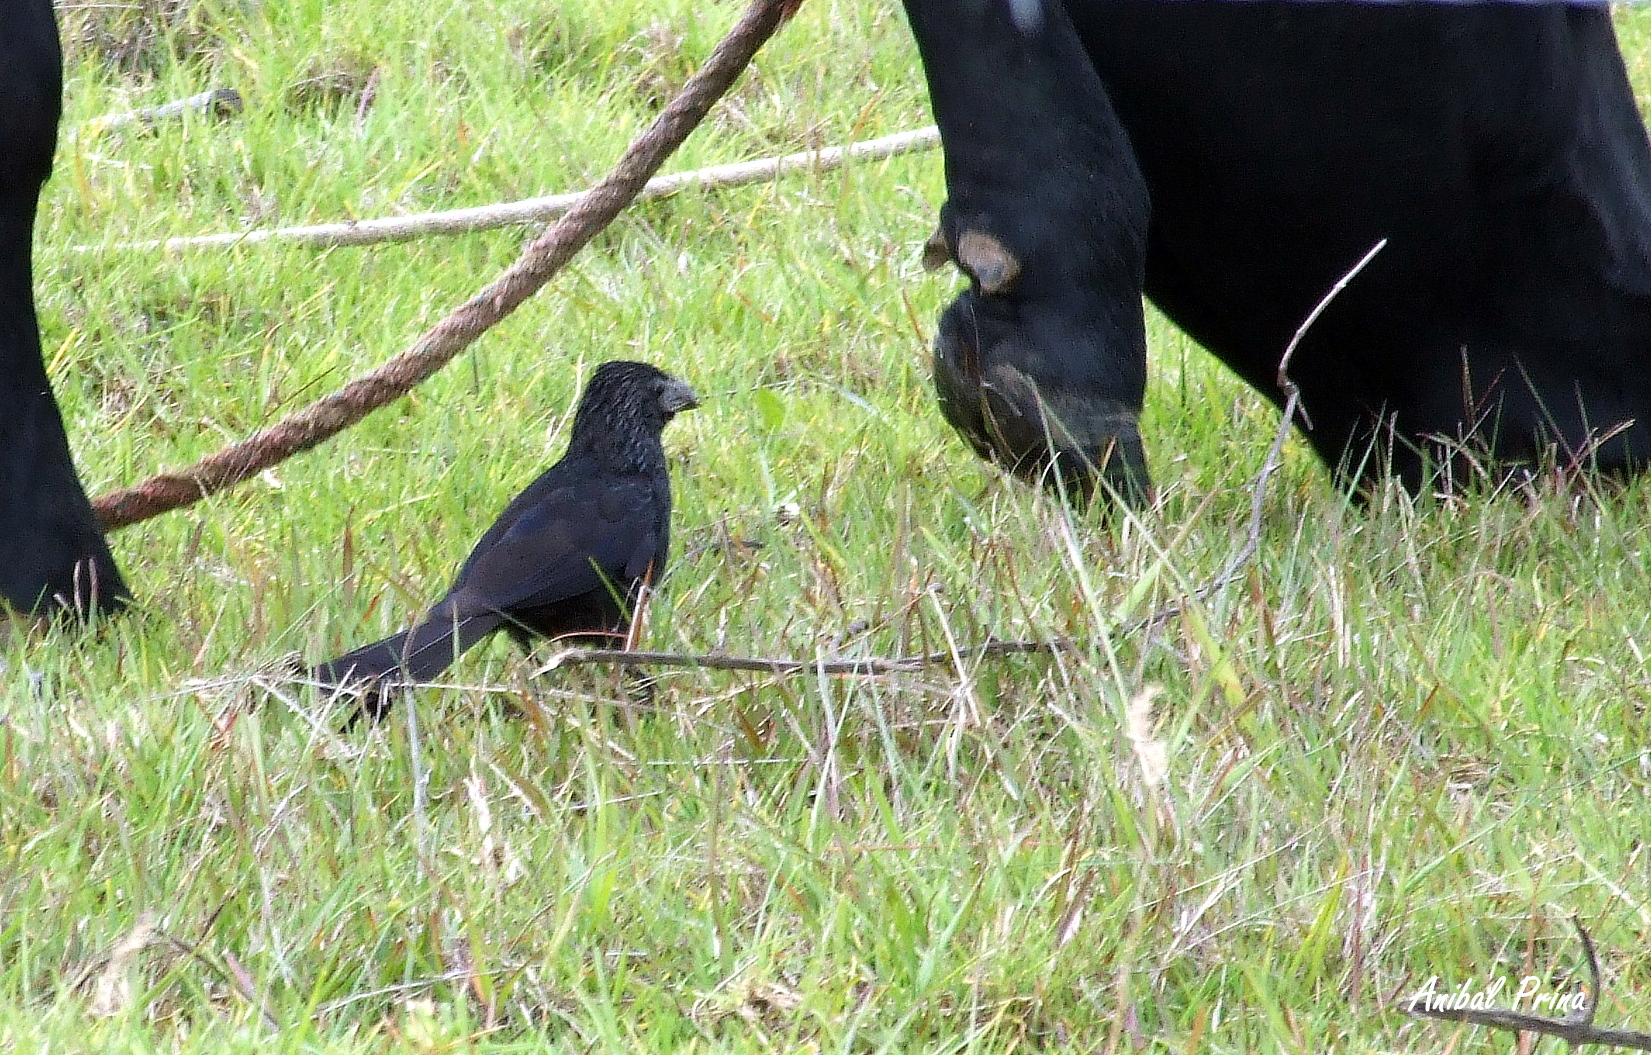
[312,360,697,719]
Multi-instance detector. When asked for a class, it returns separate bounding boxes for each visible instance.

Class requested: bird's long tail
[311,604,499,719]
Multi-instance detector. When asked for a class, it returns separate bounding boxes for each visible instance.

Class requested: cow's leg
[0,0,129,618]
[903,0,1152,503]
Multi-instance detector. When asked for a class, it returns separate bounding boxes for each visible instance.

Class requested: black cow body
[0,0,127,616]
[909,0,1651,498]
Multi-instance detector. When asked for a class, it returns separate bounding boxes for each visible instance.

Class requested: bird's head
[569,361,699,465]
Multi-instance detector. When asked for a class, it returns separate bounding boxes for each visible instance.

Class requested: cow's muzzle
[933,342,1151,506]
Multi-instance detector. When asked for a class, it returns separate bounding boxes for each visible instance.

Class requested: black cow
[907,0,1651,500]
[1,0,128,617]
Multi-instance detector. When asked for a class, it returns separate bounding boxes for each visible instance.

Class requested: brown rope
[91,0,802,531]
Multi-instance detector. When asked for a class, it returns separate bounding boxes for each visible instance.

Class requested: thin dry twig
[1073,238,1389,639]
[89,0,801,531]
[71,127,938,253]
[535,638,1074,678]
[1208,237,1387,592]
[1406,917,1651,1051]
[77,87,243,133]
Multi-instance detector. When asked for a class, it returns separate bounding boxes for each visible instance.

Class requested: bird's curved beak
[662,378,700,415]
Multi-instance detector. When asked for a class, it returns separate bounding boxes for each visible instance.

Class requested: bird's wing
[449,464,663,617]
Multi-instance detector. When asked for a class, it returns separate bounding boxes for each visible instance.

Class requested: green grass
[5,0,1650,1049]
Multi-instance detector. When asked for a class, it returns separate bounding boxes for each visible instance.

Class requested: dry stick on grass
[1208,236,1387,593]
[541,241,1395,680]
[77,87,244,134]
[1406,918,1651,1051]
[89,0,802,532]
[537,639,1071,678]
[72,127,939,254]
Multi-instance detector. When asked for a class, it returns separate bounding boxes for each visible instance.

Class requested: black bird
[312,360,698,719]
